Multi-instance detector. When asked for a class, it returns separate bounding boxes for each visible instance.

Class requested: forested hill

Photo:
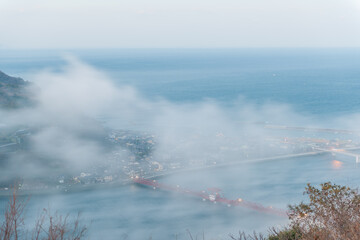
[0,71,33,109]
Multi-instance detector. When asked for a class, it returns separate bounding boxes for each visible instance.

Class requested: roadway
[144,150,326,179]
[264,125,358,134]
[0,143,17,149]
[315,147,360,163]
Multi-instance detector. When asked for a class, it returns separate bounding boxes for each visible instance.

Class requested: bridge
[315,148,360,163]
[133,148,360,216]
[264,125,358,134]
[142,151,326,180]
[132,151,334,217]
[133,176,287,217]
[0,143,17,153]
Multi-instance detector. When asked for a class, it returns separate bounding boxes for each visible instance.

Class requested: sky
[1,0,360,48]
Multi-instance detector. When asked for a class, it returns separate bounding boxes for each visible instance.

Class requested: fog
[1,58,360,239]
[0,58,313,178]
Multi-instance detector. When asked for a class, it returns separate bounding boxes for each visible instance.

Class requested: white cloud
[0,57,359,184]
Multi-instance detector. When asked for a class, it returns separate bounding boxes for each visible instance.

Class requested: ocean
[2,48,360,116]
[1,48,360,239]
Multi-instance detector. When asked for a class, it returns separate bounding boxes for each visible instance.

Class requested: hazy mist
[1,0,360,48]
[1,58,360,239]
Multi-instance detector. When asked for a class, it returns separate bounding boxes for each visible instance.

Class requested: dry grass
[31,210,87,240]
[0,188,87,240]
[229,231,266,240]
[0,187,27,240]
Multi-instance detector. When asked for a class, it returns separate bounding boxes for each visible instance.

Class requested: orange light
[332,160,343,169]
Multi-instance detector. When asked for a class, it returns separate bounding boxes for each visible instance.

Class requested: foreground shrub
[267,226,301,240]
[0,189,87,240]
[269,182,360,240]
[3,182,360,239]
[0,190,27,240]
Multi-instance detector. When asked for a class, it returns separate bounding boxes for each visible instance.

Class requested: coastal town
[1,125,359,194]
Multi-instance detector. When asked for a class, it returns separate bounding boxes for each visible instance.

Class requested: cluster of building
[1,127,360,193]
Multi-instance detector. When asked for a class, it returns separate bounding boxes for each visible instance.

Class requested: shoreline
[0,151,326,198]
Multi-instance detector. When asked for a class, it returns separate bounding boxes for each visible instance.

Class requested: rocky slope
[0,71,32,108]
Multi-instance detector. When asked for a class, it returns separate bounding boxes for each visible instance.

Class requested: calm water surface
[1,49,360,239]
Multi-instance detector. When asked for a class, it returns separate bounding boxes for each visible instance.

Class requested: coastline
[0,151,326,198]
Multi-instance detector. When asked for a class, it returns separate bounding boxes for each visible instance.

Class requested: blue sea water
[1,48,360,117]
[1,49,360,239]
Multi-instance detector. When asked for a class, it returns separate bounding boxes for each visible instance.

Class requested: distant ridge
[0,71,26,85]
[0,71,33,109]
